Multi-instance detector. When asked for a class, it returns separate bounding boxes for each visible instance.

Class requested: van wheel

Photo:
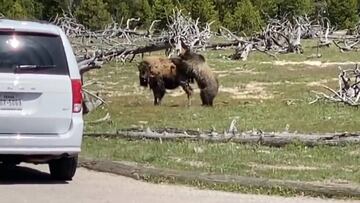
[1,161,20,167]
[49,156,78,181]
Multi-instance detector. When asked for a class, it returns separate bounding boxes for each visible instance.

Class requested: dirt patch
[170,157,208,168]
[249,163,324,171]
[165,82,274,100]
[96,79,336,100]
[106,81,120,85]
[213,67,263,78]
[261,61,360,68]
[218,79,336,99]
[186,161,207,168]
[99,82,147,97]
[221,82,274,100]
[167,79,339,100]
[167,89,200,97]
[306,78,338,87]
[324,179,359,186]
[349,150,360,156]
[101,91,144,97]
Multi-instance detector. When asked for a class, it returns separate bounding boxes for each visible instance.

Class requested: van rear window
[0,32,69,75]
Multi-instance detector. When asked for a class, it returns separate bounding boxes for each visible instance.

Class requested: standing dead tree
[311,65,360,106]
[165,9,214,57]
[317,18,334,48]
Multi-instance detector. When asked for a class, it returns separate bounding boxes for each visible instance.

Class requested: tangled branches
[166,9,214,55]
[218,14,337,61]
[311,65,360,106]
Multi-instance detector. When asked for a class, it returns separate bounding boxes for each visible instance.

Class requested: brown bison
[171,43,219,106]
[138,56,194,106]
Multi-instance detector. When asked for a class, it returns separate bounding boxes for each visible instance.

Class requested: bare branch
[311,65,360,106]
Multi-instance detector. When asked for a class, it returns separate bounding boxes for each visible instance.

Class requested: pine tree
[8,1,28,19]
[0,0,36,20]
[252,0,279,18]
[104,0,131,22]
[34,0,61,19]
[20,0,37,18]
[277,0,314,17]
[75,0,112,30]
[139,0,153,27]
[233,0,263,35]
[213,0,237,22]
[35,0,80,20]
[222,10,235,30]
[0,0,14,17]
[152,0,175,28]
[118,2,131,20]
[186,0,219,27]
[327,0,358,29]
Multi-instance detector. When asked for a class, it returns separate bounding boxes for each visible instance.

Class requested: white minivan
[0,19,83,180]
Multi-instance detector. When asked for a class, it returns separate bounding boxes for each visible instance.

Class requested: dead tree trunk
[85,128,360,147]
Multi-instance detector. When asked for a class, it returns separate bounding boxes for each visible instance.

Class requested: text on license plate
[0,96,22,110]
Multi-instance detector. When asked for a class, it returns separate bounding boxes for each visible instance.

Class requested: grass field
[81,39,360,197]
[83,39,360,133]
[82,138,360,184]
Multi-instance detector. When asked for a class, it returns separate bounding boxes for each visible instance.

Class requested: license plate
[0,95,22,110]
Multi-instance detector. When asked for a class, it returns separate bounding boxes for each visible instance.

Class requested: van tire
[49,156,78,181]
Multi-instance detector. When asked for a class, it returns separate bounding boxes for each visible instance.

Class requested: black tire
[1,161,20,167]
[49,156,78,181]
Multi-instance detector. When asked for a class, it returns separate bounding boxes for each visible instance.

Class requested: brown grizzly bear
[138,56,194,106]
[171,43,219,106]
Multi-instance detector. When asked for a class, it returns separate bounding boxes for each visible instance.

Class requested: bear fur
[171,44,219,106]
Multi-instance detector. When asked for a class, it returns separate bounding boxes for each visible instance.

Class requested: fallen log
[198,41,239,50]
[79,158,360,198]
[125,41,172,56]
[84,129,360,147]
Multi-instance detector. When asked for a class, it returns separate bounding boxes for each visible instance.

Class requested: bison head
[138,61,150,87]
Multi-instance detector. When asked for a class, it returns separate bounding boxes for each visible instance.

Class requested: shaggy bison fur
[171,44,219,106]
[138,56,194,105]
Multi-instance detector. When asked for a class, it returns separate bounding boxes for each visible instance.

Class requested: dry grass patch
[249,163,326,171]
[261,60,360,68]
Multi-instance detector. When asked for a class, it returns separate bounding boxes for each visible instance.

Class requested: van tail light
[71,79,83,113]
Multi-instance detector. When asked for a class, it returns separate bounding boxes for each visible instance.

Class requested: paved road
[0,164,358,203]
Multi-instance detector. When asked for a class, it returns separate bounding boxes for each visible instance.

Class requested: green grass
[82,137,360,185]
[81,39,360,197]
[86,100,360,133]
[83,45,360,133]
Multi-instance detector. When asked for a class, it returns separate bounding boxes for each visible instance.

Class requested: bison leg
[152,89,159,105]
[152,87,166,106]
[180,81,193,107]
[158,89,166,105]
[152,80,166,106]
[154,96,159,106]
